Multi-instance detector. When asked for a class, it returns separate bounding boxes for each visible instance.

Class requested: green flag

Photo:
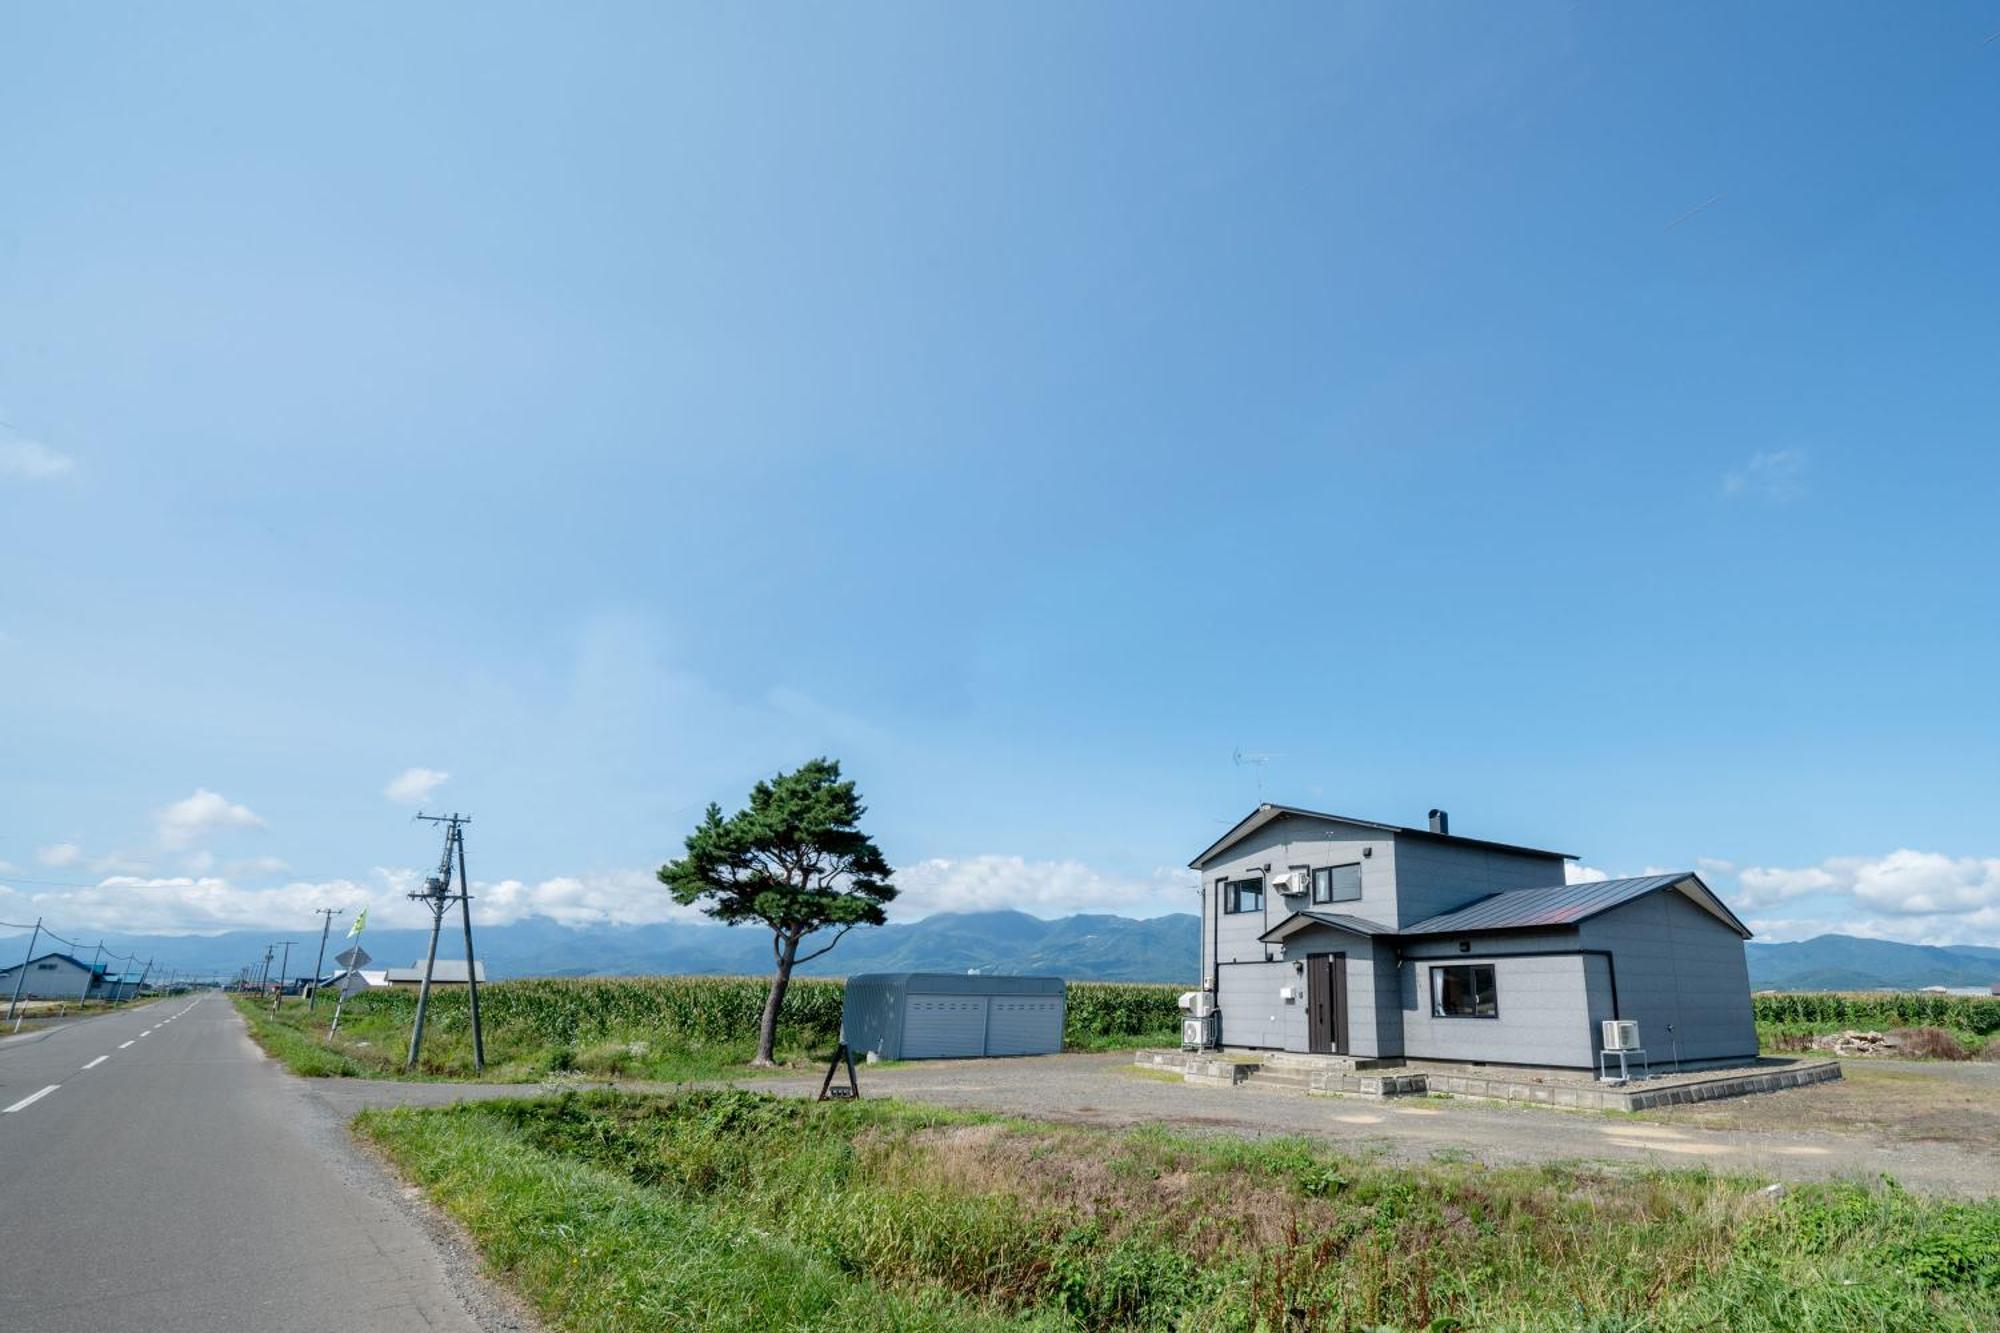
[348,906,367,937]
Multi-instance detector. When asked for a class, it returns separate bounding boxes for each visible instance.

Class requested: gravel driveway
[297,1050,2000,1198]
[739,1051,2000,1197]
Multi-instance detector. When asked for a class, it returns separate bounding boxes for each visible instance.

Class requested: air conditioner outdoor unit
[1602,1020,1640,1051]
[1178,991,1216,1019]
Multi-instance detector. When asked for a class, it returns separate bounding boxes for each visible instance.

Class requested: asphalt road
[0,992,520,1332]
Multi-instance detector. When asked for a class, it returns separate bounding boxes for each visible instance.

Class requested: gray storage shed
[841,973,1067,1060]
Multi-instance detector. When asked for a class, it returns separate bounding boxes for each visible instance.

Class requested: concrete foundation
[1133,1050,1843,1111]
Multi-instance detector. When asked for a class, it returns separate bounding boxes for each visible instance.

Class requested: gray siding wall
[1399,950,1597,1067]
[0,957,94,1000]
[1216,960,1302,1051]
[1388,836,1570,929]
[1199,814,1396,990]
[1216,924,1400,1058]
[1369,938,1405,1057]
[1579,890,1757,1063]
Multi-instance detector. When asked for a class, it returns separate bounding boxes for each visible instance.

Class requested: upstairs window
[1223,877,1264,915]
[1311,864,1362,905]
[1431,964,1498,1019]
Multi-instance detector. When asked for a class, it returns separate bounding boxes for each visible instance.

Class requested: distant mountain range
[1744,934,2000,991]
[62,910,1204,985]
[30,914,1999,992]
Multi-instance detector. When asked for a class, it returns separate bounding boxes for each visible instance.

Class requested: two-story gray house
[1192,805,1757,1070]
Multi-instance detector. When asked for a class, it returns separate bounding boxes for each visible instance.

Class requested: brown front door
[1306,953,1348,1055]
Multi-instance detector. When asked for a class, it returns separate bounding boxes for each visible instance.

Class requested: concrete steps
[1239,1065,1313,1090]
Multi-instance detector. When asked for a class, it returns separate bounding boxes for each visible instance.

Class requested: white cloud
[1735,849,2000,917]
[478,870,709,929]
[0,871,392,936]
[1723,448,1807,501]
[0,850,1200,935]
[384,767,450,805]
[37,842,83,867]
[888,855,1198,921]
[184,850,216,874]
[1746,906,2000,948]
[1736,863,1841,909]
[1565,862,1611,884]
[0,437,76,481]
[0,863,702,935]
[156,789,265,847]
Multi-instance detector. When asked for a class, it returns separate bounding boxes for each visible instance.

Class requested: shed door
[984,997,1063,1056]
[902,995,990,1058]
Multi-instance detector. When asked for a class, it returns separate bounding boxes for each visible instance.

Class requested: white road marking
[118,1041,135,1049]
[81,1055,109,1070]
[4,1085,60,1113]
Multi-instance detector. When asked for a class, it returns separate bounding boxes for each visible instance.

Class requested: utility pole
[454,814,485,1071]
[88,942,103,1005]
[272,942,296,1009]
[7,917,42,1029]
[406,811,484,1073]
[257,945,274,996]
[307,908,344,1011]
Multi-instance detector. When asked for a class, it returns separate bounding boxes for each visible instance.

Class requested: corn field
[337,976,1184,1049]
[1753,992,2000,1035]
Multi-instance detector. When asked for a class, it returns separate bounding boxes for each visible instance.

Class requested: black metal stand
[817,1043,860,1101]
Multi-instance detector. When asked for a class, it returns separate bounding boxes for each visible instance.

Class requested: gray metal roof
[383,960,487,983]
[0,952,100,974]
[1259,911,1397,944]
[844,972,1065,995]
[1400,872,1750,938]
[1189,804,1576,869]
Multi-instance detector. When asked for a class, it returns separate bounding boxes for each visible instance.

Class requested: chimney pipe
[1428,809,1449,835]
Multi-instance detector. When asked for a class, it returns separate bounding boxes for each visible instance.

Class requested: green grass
[236,975,1182,1082]
[359,1088,2000,1332]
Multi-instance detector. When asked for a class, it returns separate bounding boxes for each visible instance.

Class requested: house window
[1431,964,1498,1019]
[36,962,56,971]
[1311,864,1362,905]
[1222,876,1264,914]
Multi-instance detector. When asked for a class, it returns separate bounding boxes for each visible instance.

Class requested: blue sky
[3,5,1997,944]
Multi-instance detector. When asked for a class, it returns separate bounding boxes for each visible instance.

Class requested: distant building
[382,960,486,988]
[0,952,107,1001]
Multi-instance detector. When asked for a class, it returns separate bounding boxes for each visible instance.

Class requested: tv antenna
[1232,747,1279,795]
[404,811,485,1073]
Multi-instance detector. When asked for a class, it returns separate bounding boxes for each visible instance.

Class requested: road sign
[334,946,371,971]
[332,970,372,997]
